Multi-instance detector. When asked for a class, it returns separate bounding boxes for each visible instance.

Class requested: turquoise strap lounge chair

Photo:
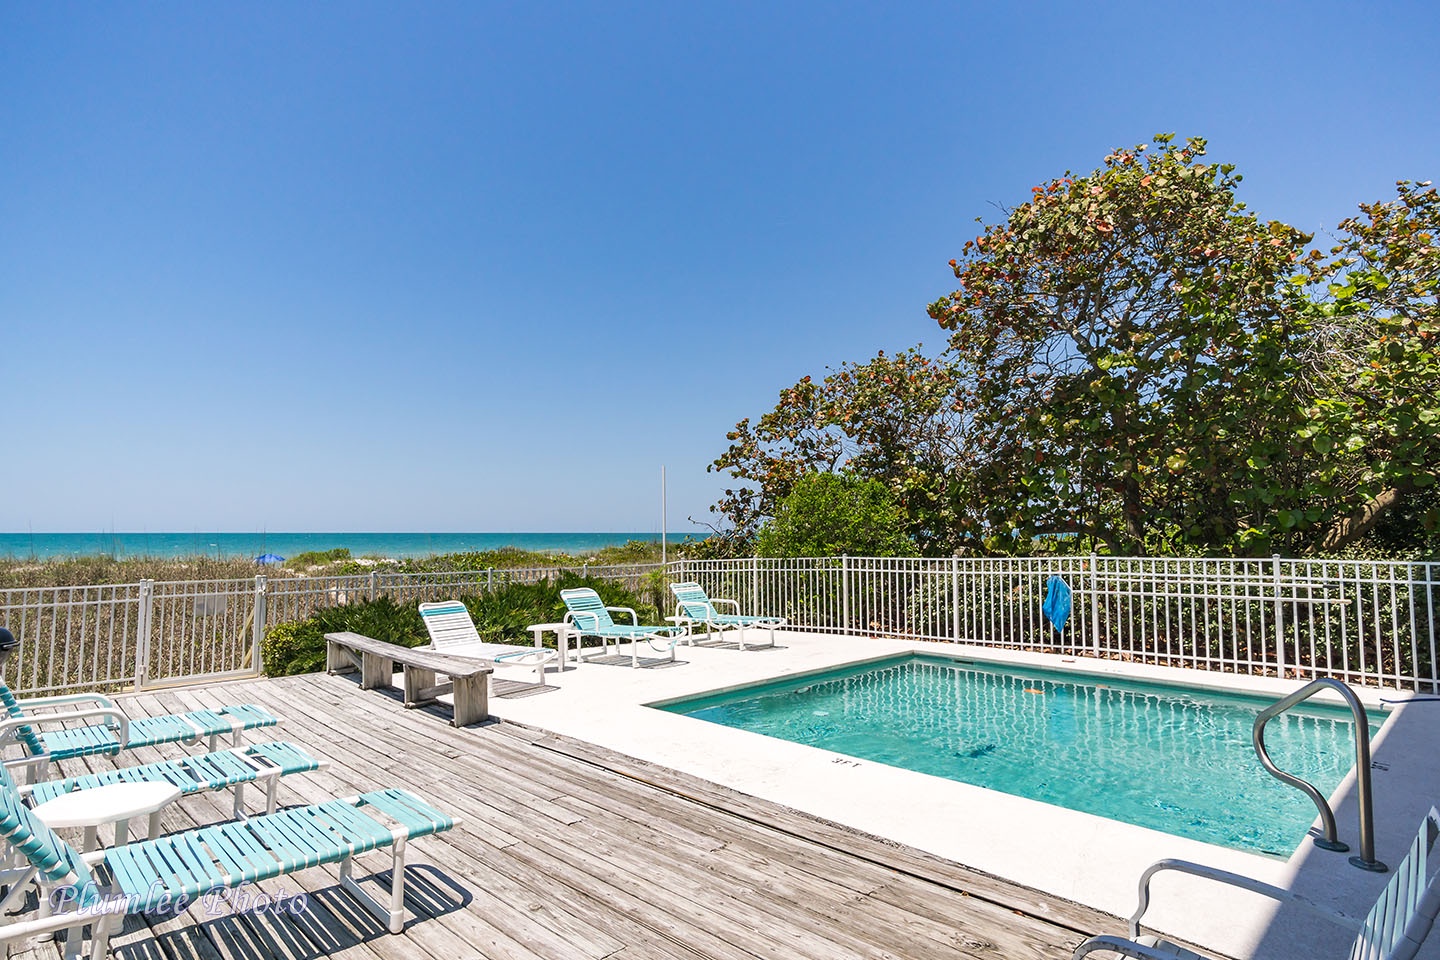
[668,581,785,651]
[1071,806,1440,960]
[418,600,557,684]
[0,680,281,780]
[0,760,459,957]
[559,588,686,668]
[24,740,327,822]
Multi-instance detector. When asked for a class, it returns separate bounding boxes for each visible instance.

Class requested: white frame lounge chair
[418,600,557,684]
[0,681,281,782]
[0,761,460,957]
[23,740,328,823]
[1072,806,1440,960]
[559,588,685,668]
[669,581,785,651]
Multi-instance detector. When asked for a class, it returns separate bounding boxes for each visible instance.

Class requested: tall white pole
[661,465,667,566]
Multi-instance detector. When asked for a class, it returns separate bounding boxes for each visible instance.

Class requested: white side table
[526,622,574,670]
[31,781,183,851]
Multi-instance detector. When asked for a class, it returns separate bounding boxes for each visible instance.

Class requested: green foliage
[928,135,1317,555]
[260,573,660,676]
[0,555,263,589]
[711,140,1440,558]
[261,621,323,678]
[327,541,669,576]
[711,347,966,554]
[261,596,425,677]
[286,548,352,568]
[757,473,916,558]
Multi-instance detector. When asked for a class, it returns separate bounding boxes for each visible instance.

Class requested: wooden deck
[23,672,1137,960]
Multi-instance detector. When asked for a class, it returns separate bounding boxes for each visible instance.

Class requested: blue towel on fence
[1042,576,1072,634]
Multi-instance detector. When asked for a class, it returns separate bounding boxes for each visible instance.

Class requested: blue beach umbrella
[254,554,285,565]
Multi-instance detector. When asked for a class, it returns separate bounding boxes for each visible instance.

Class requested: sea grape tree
[927,135,1315,553]
[1299,180,1440,551]
[708,140,1440,557]
[705,347,974,554]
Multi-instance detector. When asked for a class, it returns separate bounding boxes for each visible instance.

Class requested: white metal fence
[0,562,662,695]
[673,556,1440,692]
[5,555,1436,695]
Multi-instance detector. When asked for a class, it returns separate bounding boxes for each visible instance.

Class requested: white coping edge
[481,630,1439,960]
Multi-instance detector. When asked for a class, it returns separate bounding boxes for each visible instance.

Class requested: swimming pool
[657,655,1385,856]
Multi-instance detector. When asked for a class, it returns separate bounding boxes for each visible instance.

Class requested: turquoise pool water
[658,655,1385,855]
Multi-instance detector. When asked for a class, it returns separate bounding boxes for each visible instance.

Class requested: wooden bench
[323,631,493,726]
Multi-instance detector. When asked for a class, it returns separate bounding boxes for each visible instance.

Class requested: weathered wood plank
[323,632,492,677]
[246,675,1090,959]
[11,670,1222,960]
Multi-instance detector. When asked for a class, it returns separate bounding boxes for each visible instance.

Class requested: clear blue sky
[3,2,1436,535]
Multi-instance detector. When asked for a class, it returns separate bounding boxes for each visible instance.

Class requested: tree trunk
[1310,487,1406,554]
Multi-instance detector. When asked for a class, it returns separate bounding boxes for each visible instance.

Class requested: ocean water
[0,532,661,561]
[661,654,1384,856]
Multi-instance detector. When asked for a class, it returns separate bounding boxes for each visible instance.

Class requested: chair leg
[90,912,121,959]
[387,837,408,933]
[62,924,83,959]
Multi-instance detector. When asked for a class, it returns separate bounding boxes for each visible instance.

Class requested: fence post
[253,576,267,677]
[368,571,377,602]
[134,579,154,689]
[751,556,760,616]
[487,568,494,592]
[842,554,851,634]
[1273,554,1287,680]
[1090,554,1101,657]
[951,557,960,642]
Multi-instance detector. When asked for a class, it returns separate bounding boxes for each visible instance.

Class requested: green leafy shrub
[262,596,425,677]
[261,620,327,677]
[758,472,916,558]
[286,548,352,568]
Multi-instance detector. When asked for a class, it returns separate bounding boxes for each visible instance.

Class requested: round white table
[32,781,182,851]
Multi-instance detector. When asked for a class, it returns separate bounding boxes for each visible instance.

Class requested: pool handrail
[1072,806,1440,960]
[1252,677,1385,872]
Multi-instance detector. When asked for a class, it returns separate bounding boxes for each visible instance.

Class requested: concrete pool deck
[483,629,1440,960]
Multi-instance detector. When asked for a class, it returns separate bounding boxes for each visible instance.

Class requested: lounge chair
[0,760,460,956]
[1072,806,1440,960]
[418,600,558,684]
[0,681,280,781]
[559,588,685,668]
[669,581,785,650]
[23,740,327,822]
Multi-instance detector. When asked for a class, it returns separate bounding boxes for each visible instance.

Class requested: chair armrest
[1071,935,1191,960]
[0,708,129,740]
[710,598,742,614]
[1126,859,1355,940]
[16,692,118,711]
[606,606,638,625]
[564,612,601,631]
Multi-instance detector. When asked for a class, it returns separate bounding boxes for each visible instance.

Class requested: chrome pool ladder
[1252,677,1387,872]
